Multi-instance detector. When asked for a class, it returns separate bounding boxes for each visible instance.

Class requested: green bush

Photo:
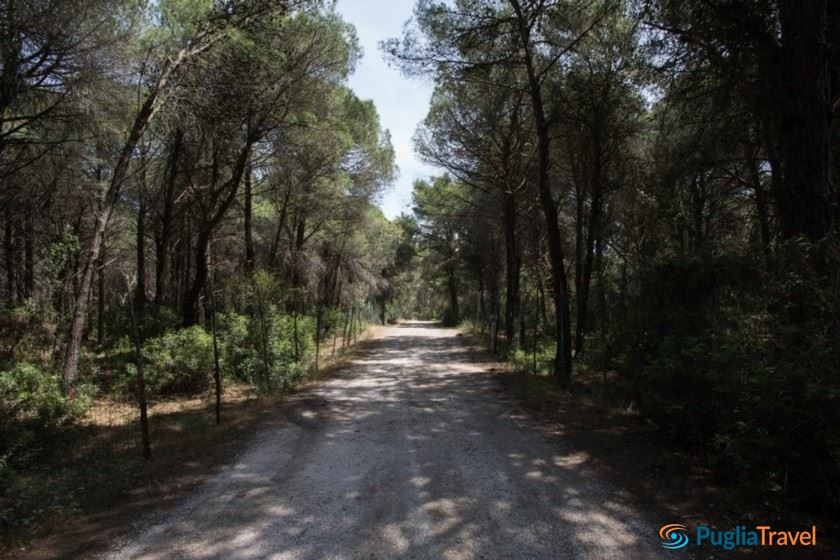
[0,363,91,432]
[319,306,343,335]
[119,326,214,397]
[510,344,554,376]
[217,312,261,384]
[216,310,318,392]
[638,335,741,445]
[269,313,315,389]
[618,247,840,513]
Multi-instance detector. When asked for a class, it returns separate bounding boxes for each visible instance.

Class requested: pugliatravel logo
[659,524,689,549]
[659,523,817,551]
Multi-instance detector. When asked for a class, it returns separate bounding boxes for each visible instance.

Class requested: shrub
[0,363,91,432]
[216,310,318,392]
[319,306,343,335]
[217,312,261,384]
[269,313,315,389]
[638,335,741,445]
[620,246,840,513]
[120,326,214,397]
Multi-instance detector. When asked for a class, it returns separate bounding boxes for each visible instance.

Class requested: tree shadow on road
[92,325,696,560]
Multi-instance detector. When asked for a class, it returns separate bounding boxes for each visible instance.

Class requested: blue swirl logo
[660,524,690,549]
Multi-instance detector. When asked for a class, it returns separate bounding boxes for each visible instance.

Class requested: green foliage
[510,344,555,377]
[116,327,214,397]
[95,305,179,347]
[42,232,80,298]
[616,247,840,512]
[142,326,214,396]
[0,364,94,544]
[319,306,344,334]
[216,310,319,392]
[638,335,738,445]
[269,313,316,390]
[0,364,91,432]
[0,302,58,371]
[217,312,260,383]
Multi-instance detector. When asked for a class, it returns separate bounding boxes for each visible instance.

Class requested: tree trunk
[254,274,272,389]
[4,206,15,308]
[510,0,573,386]
[537,269,548,334]
[61,32,229,389]
[575,156,603,358]
[446,262,459,326]
[478,273,485,331]
[244,160,254,272]
[97,251,105,346]
[774,0,832,241]
[23,208,33,299]
[595,225,608,369]
[503,193,521,354]
[182,142,253,326]
[155,129,183,304]
[751,158,772,248]
[315,304,322,374]
[62,66,171,390]
[135,188,147,309]
[182,230,210,327]
[127,279,152,460]
[208,262,222,425]
[293,309,300,362]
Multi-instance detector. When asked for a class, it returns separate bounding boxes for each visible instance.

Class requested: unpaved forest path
[101,323,685,560]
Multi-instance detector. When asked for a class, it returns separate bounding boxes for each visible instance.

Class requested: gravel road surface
[101,323,687,560]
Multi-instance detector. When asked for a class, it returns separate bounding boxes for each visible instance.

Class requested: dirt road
[101,323,685,559]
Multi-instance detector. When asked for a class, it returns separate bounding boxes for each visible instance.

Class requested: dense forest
[384,0,840,518]
[0,0,399,543]
[1,0,838,551]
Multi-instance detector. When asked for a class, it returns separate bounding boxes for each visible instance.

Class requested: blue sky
[336,0,441,219]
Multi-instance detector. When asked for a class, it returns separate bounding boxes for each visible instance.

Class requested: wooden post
[208,262,222,425]
[314,304,322,376]
[126,276,152,460]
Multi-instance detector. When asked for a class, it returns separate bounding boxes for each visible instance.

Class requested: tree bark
[182,230,210,327]
[774,0,832,241]
[208,245,222,425]
[135,185,147,309]
[446,261,459,326]
[127,278,152,460]
[62,61,174,389]
[62,26,235,389]
[23,206,33,299]
[575,145,604,358]
[244,160,255,272]
[3,206,15,308]
[97,250,105,347]
[751,158,772,248]
[155,129,183,304]
[510,0,573,385]
[503,192,520,354]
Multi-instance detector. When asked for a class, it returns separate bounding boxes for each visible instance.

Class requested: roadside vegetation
[1,0,394,549]
[385,0,840,523]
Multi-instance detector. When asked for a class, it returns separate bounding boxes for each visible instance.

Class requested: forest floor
[490,363,838,559]
[10,323,834,559]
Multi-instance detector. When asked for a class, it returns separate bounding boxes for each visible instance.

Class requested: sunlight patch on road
[552,451,590,468]
[410,475,431,488]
